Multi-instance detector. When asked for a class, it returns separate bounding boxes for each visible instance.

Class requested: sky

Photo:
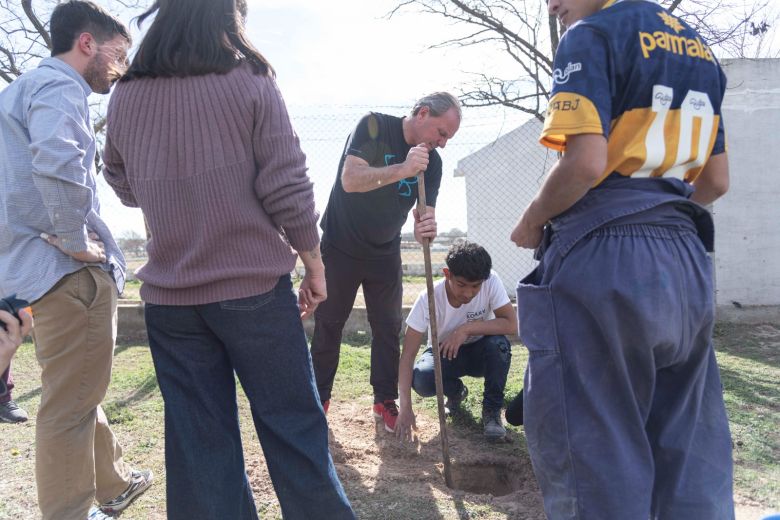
[6,0,780,237]
[98,0,534,238]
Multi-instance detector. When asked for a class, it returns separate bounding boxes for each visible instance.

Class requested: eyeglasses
[97,44,129,68]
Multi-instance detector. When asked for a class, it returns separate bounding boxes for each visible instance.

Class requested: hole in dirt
[449,462,522,497]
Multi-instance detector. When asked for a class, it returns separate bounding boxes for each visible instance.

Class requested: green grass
[1,323,778,518]
[714,323,780,506]
[120,279,142,300]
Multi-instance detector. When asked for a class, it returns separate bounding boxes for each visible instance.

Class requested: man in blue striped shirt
[0,2,152,518]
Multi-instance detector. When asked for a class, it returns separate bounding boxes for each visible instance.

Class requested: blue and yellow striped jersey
[541,0,727,185]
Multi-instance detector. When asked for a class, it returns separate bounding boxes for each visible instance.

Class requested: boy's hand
[395,406,417,443]
[439,328,468,360]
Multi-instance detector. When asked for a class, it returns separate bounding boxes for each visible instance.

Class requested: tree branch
[21,0,52,50]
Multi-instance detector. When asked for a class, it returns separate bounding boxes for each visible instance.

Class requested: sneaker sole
[0,416,27,423]
[484,432,507,442]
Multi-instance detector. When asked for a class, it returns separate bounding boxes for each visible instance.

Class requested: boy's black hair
[50,1,130,56]
[445,241,492,282]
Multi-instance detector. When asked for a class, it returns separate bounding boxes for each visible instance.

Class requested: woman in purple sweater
[103,1,354,518]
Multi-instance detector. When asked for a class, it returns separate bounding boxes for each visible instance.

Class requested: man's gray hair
[411,92,462,119]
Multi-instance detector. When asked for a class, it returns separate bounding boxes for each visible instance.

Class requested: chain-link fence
[99,103,558,304]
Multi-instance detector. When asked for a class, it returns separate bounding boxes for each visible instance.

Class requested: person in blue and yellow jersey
[510,0,734,518]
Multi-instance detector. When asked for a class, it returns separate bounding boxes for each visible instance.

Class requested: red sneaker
[372,400,398,433]
[322,400,330,414]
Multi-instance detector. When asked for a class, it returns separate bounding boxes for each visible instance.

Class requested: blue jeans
[145,275,354,520]
[412,335,511,411]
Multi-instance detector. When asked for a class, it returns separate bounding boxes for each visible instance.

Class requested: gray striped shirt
[0,57,125,302]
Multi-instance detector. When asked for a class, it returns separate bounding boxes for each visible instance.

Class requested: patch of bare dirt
[330,401,542,519]
[242,398,544,519]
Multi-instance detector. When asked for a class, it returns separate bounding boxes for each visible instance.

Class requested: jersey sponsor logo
[655,90,672,107]
[657,11,684,33]
[553,62,582,85]
[639,30,714,62]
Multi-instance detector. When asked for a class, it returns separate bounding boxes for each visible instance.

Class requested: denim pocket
[517,279,577,518]
[219,290,275,311]
[516,279,558,355]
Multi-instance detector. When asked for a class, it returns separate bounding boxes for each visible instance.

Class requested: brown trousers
[32,267,131,520]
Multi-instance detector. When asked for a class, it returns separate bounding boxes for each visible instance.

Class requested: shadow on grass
[116,373,159,405]
[714,322,780,370]
[14,385,42,405]
[116,336,149,349]
[341,331,373,348]
[14,344,153,408]
[103,373,159,424]
[719,364,779,411]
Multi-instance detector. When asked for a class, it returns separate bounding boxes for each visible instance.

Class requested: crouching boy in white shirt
[396,241,517,441]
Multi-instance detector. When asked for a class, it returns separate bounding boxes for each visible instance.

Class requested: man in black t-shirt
[312,92,461,433]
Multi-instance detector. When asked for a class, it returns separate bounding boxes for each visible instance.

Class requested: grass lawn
[0,323,777,519]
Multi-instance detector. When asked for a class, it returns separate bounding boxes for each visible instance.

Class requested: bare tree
[388,0,777,120]
[0,0,145,131]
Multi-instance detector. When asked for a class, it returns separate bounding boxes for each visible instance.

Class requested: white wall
[455,119,550,297]
[714,59,780,306]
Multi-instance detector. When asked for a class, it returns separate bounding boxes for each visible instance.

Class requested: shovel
[415,171,454,488]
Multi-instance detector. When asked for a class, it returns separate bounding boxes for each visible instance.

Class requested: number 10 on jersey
[636,84,717,181]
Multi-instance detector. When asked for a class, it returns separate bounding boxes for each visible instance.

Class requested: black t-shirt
[320,112,442,258]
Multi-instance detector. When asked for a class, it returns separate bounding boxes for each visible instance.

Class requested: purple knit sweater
[103,64,319,305]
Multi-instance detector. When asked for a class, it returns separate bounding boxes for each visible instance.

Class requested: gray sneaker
[482,408,507,441]
[445,385,468,416]
[0,400,28,423]
[100,469,153,514]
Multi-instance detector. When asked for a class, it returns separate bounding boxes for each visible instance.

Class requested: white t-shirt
[406,271,510,347]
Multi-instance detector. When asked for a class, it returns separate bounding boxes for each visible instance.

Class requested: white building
[454,117,550,297]
[456,58,780,310]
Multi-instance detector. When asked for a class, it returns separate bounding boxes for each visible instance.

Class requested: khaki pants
[32,267,131,520]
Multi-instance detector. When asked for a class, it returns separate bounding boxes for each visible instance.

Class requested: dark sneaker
[372,400,399,433]
[100,469,153,514]
[88,507,112,519]
[482,408,507,441]
[505,389,524,426]
[445,385,468,416]
[0,400,28,423]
